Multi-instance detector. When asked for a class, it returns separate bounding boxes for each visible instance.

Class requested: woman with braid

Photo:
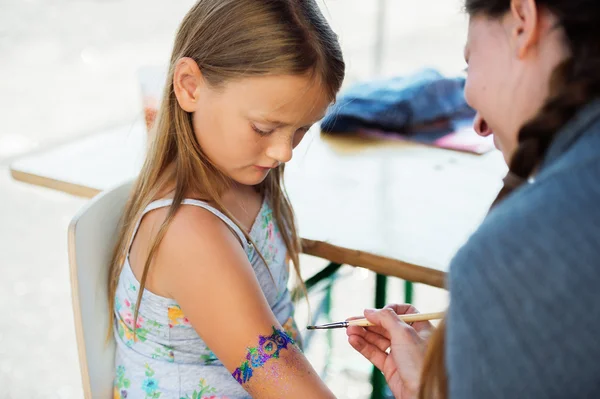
[347,0,600,398]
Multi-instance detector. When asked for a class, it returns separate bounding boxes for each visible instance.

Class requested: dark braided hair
[418,1,600,398]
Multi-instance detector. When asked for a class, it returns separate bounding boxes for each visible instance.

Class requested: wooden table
[10,120,506,288]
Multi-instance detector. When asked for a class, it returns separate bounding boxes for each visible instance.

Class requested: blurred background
[0,0,471,397]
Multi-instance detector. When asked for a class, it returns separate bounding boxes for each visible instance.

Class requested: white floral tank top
[112,198,301,399]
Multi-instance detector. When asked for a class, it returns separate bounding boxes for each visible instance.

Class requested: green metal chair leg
[404,280,414,304]
[303,262,343,295]
[370,274,388,399]
[323,278,334,379]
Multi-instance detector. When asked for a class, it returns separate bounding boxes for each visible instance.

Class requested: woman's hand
[346,304,434,399]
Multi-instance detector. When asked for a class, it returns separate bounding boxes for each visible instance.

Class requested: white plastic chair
[68,181,133,399]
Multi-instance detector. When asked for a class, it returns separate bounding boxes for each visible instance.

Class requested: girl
[348,0,600,398]
[108,1,345,398]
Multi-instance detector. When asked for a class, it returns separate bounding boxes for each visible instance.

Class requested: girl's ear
[173,57,204,112]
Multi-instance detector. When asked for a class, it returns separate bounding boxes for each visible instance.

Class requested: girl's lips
[254,165,276,172]
[255,163,279,170]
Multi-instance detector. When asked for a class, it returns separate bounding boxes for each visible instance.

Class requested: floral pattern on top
[115,297,151,345]
[256,205,282,267]
[113,365,131,399]
[141,364,161,399]
[180,378,231,399]
[168,304,191,328]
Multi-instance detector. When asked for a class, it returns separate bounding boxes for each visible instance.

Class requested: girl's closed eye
[252,124,311,137]
[251,123,274,136]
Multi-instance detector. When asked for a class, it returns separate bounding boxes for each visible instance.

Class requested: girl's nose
[265,140,293,164]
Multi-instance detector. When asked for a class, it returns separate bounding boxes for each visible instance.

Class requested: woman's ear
[509,0,540,59]
[173,57,203,112]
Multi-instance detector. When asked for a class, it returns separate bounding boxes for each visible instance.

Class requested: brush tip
[306,326,316,330]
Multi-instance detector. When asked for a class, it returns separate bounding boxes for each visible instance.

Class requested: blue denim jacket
[321,68,474,134]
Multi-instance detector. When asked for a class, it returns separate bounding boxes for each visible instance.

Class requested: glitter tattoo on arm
[232,327,295,384]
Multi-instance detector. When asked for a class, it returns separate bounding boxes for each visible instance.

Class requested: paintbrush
[306,311,444,330]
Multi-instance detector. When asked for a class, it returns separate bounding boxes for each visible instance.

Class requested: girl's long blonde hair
[107,0,345,338]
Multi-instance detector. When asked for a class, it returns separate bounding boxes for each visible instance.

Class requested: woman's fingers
[364,307,405,332]
[382,304,436,335]
[347,313,391,339]
[364,307,432,346]
[383,303,419,315]
[346,315,363,321]
[347,334,387,372]
[346,325,391,352]
[349,304,436,345]
[365,325,392,340]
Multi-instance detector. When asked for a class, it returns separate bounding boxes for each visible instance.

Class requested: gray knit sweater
[447,99,600,399]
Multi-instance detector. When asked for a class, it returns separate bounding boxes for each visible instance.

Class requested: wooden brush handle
[347,311,444,327]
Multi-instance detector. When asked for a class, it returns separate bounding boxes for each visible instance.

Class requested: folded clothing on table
[321,69,494,154]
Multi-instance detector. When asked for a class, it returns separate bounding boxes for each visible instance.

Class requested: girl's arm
[156,206,335,399]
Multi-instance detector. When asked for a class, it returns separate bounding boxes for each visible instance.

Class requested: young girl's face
[188,72,331,186]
